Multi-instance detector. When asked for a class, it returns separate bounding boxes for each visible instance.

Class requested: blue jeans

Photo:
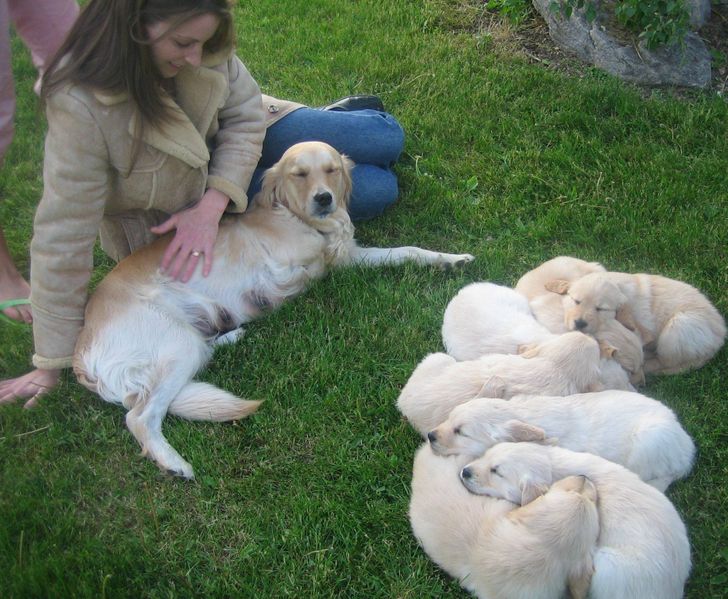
[247,107,405,221]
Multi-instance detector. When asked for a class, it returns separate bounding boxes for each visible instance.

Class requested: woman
[0,0,404,406]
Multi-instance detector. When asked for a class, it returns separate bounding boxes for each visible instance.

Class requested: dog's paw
[439,253,475,271]
[454,254,475,266]
[213,327,246,346]
[165,465,195,481]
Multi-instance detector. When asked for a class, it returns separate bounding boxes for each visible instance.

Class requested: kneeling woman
[0,0,404,405]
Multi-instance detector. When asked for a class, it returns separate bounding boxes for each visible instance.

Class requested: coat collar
[93,52,231,168]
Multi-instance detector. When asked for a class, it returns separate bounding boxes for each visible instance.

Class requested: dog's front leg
[348,246,474,269]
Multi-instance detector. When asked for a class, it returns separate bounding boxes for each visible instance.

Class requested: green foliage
[537,0,692,50]
[485,0,532,24]
[613,0,690,49]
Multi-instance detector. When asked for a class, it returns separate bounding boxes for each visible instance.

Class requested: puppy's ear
[598,340,617,359]
[544,279,570,295]
[518,343,540,359]
[476,375,506,399]
[501,420,547,443]
[519,474,550,505]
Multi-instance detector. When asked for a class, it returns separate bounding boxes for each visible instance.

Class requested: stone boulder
[531,0,712,88]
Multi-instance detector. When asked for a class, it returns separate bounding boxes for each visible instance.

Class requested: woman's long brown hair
[41,0,234,132]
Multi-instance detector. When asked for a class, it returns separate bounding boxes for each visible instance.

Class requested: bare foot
[0,274,32,323]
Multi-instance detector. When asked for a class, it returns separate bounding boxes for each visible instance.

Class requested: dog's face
[428,399,547,458]
[546,273,625,334]
[460,442,553,505]
[260,141,353,223]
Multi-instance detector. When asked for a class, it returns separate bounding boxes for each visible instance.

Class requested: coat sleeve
[206,55,266,212]
[30,89,110,370]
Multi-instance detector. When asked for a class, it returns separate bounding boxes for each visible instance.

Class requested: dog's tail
[167,382,262,422]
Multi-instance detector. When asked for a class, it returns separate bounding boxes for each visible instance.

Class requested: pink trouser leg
[0,0,15,162]
[0,0,77,160]
[7,0,78,72]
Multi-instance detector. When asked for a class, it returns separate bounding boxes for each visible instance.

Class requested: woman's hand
[0,368,61,409]
[150,188,230,282]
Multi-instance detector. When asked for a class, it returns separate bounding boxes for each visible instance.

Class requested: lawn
[1,1,726,597]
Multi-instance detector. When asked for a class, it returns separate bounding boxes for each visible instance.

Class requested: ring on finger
[191,250,202,257]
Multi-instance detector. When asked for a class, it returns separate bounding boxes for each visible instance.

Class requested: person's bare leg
[0,226,32,323]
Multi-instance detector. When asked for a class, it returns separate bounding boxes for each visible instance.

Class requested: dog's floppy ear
[598,340,617,359]
[501,420,547,443]
[339,154,354,208]
[544,279,570,295]
[519,474,550,505]
[517,343,540,359]
[257,163,287,209]
[476,375,506,399]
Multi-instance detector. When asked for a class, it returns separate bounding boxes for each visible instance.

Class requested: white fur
[442,282,553,359]
[428,390,695,491]
[461,443,692,599]
[397,332,605,436]
[440,281,643,386]
[410,445,600,599]
[73,142,474,479]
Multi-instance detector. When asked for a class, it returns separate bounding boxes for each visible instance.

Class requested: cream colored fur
[441,281,644,386]
[397,332,605,436]
[73,142,474,479]
[515,256,605,333]
[409,445,600,599]
[548,271,726,374]
[428,390,695,491]
[460,443,691,599]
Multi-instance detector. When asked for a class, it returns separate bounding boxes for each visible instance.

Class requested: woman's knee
[349,165,399,221]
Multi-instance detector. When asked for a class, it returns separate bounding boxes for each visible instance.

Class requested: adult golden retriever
[73,141,474,479]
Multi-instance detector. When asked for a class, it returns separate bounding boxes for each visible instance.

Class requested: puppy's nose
[314,191,332,207]
[427,431,437,443]
[461,467,472,480]
[574,318,588,330]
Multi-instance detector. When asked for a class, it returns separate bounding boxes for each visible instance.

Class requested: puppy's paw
[213,327,246,346]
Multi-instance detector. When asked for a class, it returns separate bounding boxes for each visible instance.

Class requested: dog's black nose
[574,318,588,330]
[461,467,472,480]
[427,431,437,443]
[314,191,332,207]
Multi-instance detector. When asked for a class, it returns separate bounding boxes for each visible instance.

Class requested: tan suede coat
[30,49,303,370]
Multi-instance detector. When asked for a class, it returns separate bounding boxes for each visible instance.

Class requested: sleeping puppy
[397,332,611,436]
[515,256,606,333]
[468,474,600,599]
[460,443,691,599]
[409,445,599,599]
[73,141,474,479]
[441,281,645,385]
[428,390,695,491]
[547,271,726,374]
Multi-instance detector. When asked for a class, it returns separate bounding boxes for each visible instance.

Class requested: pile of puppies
[398,256,726,599]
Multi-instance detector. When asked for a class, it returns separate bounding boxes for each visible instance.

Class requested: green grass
[1,1,727,597]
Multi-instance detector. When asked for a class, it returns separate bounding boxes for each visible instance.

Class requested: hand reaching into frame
[150,188,230,282]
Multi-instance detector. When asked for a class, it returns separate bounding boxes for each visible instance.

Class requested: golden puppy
[469,475,600,599]
[74,142,474,479]
[546,271,726,374]
[515,256,606,333]
[397,332,612,436]
[460,443,691,599]
[409,445,599,599]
